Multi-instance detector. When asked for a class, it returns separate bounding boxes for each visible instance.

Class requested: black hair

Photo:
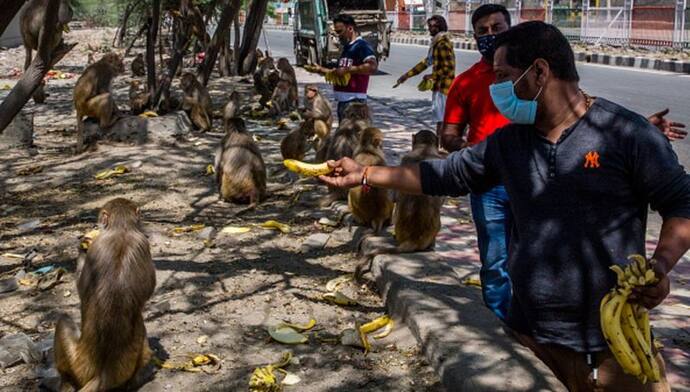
[471,4,511,29]
[333,14,356,27]
[494,21,579,82]
[427,15,448,32]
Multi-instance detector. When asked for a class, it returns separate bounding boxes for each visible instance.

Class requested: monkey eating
[301,84,332,151]
[54,198,156,391]
[222,90,241,130]
[20,0,73,104]
[348,127,393,234]
[129,80,150,115]
[275,58,298,111]
[214,118,267,206]
[73,52,125,152]
[180,72,212,132]
[131,53,146,77]
[280,119,315,161]
[253,56,279,107]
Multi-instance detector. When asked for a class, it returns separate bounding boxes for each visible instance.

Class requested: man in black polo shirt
[319,21,689,390]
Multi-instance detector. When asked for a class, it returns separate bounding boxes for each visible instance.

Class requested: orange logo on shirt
[584,151,600,168]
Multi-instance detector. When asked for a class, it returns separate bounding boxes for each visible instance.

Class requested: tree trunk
[145,0,161,102]
[0,0,25,37]
[153,17,191,110]
[115,1,138,48]
[124,21,149,58]
[0,0,77,134]
[238,0,269,75]
[232,13,240,75]
[199,0,241,85]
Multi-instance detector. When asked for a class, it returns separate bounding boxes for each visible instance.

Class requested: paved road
[263,29,690,169]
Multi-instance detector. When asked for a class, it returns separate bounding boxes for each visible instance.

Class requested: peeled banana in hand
[600,254,661,384]
[283,159,333,177]
[324,70,351,87]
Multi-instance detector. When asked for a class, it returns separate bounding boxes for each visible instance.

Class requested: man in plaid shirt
[396,15,455,138]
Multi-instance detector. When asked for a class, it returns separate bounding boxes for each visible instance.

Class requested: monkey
[73,52,125,152]
[317,102,371,206]
[253,56,279,107]
[20,0,73,104]
[214,118,266,206]
[353,130,444,280]
[347,127,393,234]
[131,53,146,77]
[180,72,212,132]
[268,80,292,117]
[86,52,95,66]
[222,91,240,131]
[54,198,156,391]
[256,48,265,61]
[129,80,150,115]
[302,84,333,151]
[275,58,298,111]
[280,119,315,161]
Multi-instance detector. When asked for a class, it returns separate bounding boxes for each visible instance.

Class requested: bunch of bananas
[600,254,660,383]
[417,78,434,91]
[325,70,351,87]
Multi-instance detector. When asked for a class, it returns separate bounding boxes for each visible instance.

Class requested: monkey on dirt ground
[275,58,298,111]
[129,80,150,115]
[317,102,371,206]
[73,52,125,153]
[222,91,241,130]
[131,53,146,77]
[214,118,267,206]
[268,80,293,117]
[354,130,444,280]
[280,119,315,161]
[301,84,332,150]
[180,72,212,132]
[20,0,73,104]
[253,56,279,107]
[348,127,393,234]
[54,198,156,391]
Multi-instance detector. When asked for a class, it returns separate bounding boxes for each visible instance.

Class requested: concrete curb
[391,37,690,74]
[360,236,566,391]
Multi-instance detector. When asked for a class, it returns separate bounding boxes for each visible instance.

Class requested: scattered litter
[63,290,71,297]
[0,333,41,369]
[249,352,293,392]
[160,353,221,373]
[281,318,316,331]
[34,265,55,275]
[220,225,251,234]
[318,217,339,227]
[18,267,66,291]
[361,315,394,339]
[16,165,43,176]
[17,218,42,231]
[205,164,215,175]
[322,291,358,306]
[461,277,482,288]
[1,84,11,90]
[196,335,208,345]
[282,372,301,386]
[340,319,371,354]
[139,111,158,118]
[94,165,129,180]
[1,253,24,259]
[325,274,353,292]
[267,325,308,345]
[172,224,205,234]
[44,70,74,80]
[259,220,290,234]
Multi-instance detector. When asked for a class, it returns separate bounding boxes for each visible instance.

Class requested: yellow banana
[417,79,434,91]
[283,159,333,176]
[600,291,642,376]
[322,291,358,306]
[622,302,660,382]
[609,265,627,286]
[360,315,392,334]
[644,269,657,285]
[630,258,642,279]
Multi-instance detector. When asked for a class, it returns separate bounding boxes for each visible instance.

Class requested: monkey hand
[318,158,363,189]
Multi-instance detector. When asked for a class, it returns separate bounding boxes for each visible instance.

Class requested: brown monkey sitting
[268,80,292,117]
[280,119,314,161]
[302,84,332,151]
[54,198,156,391]
[20,0,73,104]
[131,53,146,77]
[214,118,266,206]
[348,127,393,234]
[393,130,444,252]
[180,72,212,132]
[275,58,298,111]
[129,80,150,115]
[73,52,125,152]
[222,91,240,130]
[253,56,279,107]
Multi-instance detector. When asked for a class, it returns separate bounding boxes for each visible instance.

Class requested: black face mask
[476,34,497,60]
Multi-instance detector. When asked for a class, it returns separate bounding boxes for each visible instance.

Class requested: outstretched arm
[318,158,423,195]
[648,108,687,141]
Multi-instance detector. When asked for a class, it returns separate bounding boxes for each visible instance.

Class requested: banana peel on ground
[267,325,308,345]
[220,225,252,234]
[139,111,159,118]
[249,351,293,392]
[172,223,205,234]
[259,220,291,234]
[340,315,394,354]
[159,353,221,373]
[322,290,358,306]
[325,274,353,292]
[461,277,482,288]
[94,165,129,180]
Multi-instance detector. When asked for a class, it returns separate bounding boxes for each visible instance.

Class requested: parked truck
[293,0,392,67]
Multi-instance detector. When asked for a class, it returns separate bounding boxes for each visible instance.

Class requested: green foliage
[73,0,121,26]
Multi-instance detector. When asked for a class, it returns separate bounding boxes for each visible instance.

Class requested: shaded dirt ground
[0,28,443,391]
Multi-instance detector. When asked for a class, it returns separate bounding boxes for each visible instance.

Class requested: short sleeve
[359,41,376,63]
[443,75,467,125]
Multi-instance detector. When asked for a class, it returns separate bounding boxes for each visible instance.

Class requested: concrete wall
[0,10,23,48]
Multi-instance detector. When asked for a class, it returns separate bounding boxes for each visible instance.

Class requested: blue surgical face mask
[489,65,543,124]
[476,34,496,60]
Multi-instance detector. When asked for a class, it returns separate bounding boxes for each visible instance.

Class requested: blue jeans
[337,98,367,123]
[470,185,513,320]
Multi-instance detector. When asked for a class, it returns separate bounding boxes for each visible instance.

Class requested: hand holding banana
[600,255,662,384]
